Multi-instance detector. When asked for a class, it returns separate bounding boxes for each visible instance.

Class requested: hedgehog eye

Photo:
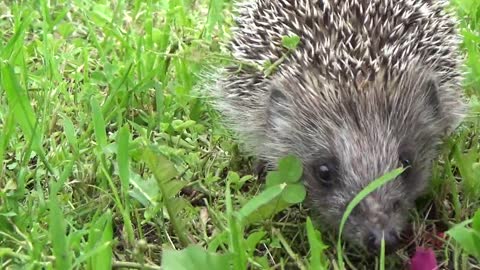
[315,164,332,184]
[400,158,411,168]
[399,156,412,176]
[393,200,401,211]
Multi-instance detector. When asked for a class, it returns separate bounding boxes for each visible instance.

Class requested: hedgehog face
[302,126,434,254]
[264,68,455,253]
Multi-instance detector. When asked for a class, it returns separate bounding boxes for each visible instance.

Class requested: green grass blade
[61,114,78,154]
[1,15,29,60]
[83,210,113,270]
[90,97,108,152]
[204,0,224,40]
[1,63,40,151]
[117,124,130,191]
[336,167,404,269]
[0,111,15,178]
[380,234,385,270]
[48,190,72,269]
[225,178,247,270]
[116,124,135,245]
[92,211,113,270]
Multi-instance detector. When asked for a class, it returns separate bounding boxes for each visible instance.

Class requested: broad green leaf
[306,217,329,270]
[266,155,303,187]
[282,183,306,204]
[129,174,159,207]
[282,34,301,50]
[141,146,189,246]
[168,197,192,217]
[245,231,267,257]
[447,226,480,259]
[164,180,188,198]
[237,184,286,222]
[142,147,179,187]
[266,171,283,187]
[162,245,231,270]
[242,196,292,225]
[278,155,303,183]
[227,171,240,184]
[207,231,229,253]
[141,147,185,199]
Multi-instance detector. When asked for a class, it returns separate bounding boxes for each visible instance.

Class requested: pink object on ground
[409,247,438,270]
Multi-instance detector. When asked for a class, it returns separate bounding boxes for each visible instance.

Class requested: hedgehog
[207,0,467,253]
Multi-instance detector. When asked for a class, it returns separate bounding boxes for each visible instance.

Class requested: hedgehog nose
[366,230,400,254]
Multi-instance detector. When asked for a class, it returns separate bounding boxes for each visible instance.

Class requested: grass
[0,0,479,269]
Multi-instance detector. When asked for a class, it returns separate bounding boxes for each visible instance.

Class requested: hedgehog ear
[423,76,441,118]
[266,84,293,130]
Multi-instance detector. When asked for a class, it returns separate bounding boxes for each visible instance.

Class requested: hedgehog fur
[208,0,467,253]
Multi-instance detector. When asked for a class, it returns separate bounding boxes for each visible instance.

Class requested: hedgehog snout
[358,196,405,253]
[365,228,401,254]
